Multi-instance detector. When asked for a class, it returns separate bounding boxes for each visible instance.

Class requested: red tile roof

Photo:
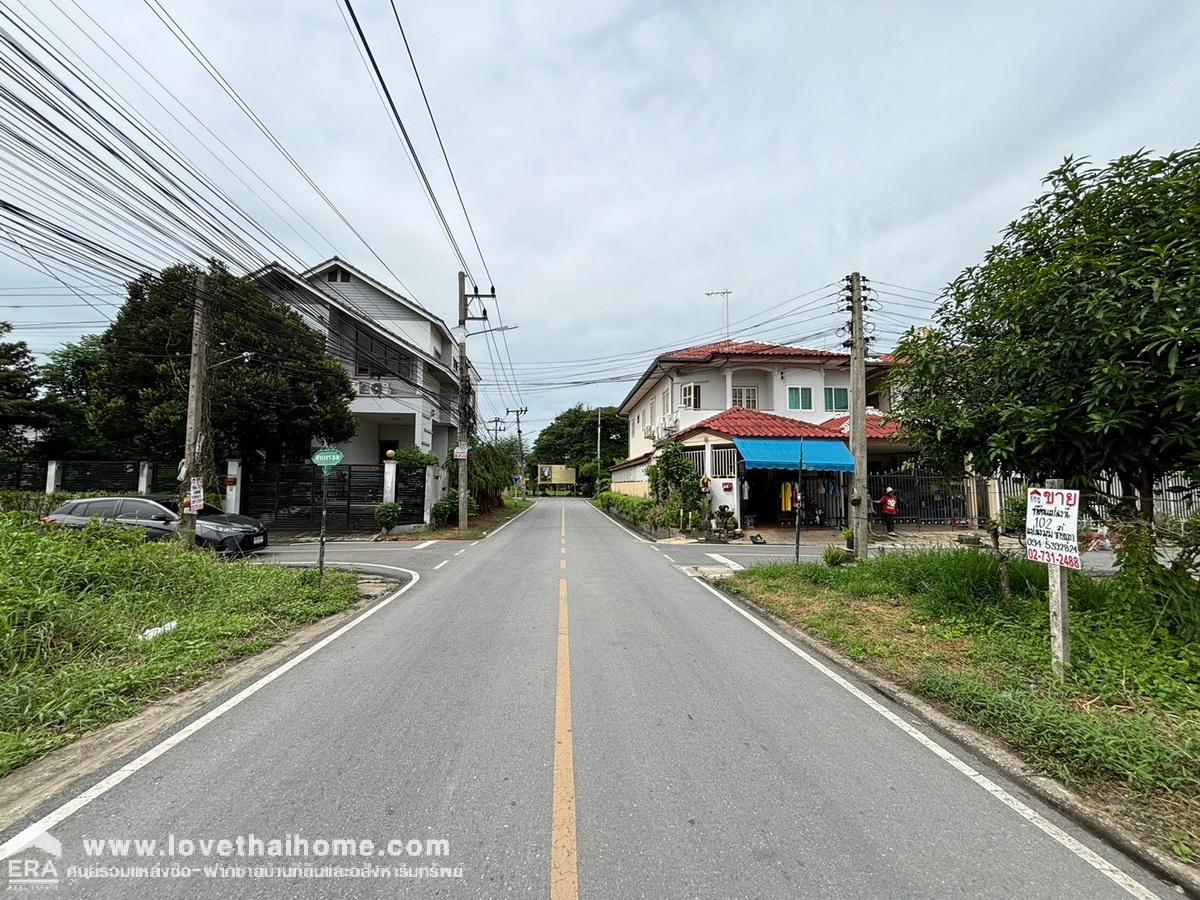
[822,413,902,440]
[657,340,845,363]
[679,407,843,440]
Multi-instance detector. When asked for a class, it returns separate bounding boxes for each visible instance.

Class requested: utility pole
[596,407,601,464]
[486,416,507,443]
[180,269,211,546]
[507,405,527,494]
[706,289,732,339]
[456,271,494,530]
[848,272,869,561]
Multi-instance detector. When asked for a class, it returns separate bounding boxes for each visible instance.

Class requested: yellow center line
[551,577,579,899]
[560,559,566,570]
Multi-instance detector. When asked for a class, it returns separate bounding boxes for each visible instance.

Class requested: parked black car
[45,497,268,554]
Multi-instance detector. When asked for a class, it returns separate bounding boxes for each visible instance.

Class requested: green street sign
[311,447,344,468]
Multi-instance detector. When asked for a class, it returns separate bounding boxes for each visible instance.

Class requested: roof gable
[821,413,902,440]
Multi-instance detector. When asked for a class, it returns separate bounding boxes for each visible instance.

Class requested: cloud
[4,0,1199,440]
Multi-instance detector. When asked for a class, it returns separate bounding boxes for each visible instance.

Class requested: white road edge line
[662,554,675,562]
[689,576,1159,900]
[590,503,647,543]
[0,563,421,862]
[433,560,448,570]
[706,553,744,571]
[411,540,438,551]
[482,500,537,538]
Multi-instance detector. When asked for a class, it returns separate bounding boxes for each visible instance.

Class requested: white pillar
[225,459,242,515]
[383,459,397,504]
[137,461,152,495]
[724,368,733,409]
[423,465,436,525]
[45,460,62,495]
[702,438,712,478]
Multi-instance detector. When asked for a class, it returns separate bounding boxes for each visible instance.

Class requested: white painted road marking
[590,504,647,543]
[411,540,438,551]
[433,560,449,570]
[454,548,467,556]
[0,563,421,863]
[689,577,1159,900]
[706,553,745,571]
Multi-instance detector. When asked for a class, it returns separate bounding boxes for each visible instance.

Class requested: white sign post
[187,477,205,514]
[1025,479,1080,678]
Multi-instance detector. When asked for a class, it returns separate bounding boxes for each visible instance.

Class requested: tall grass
[0,515,358,775]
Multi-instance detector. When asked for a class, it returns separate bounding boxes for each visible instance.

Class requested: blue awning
[733,437,855,473]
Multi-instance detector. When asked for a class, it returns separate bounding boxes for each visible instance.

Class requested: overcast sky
[4,1,1200,439]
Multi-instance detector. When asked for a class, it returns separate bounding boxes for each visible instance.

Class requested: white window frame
[788,386,812,410]
[662,388,670,415]
[648,398,656,423]
[731,385,758,410]
[681,383,701,409]
[824,386,849,412]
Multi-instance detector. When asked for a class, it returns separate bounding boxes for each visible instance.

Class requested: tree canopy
[529,404,627,470]
[47,263,356,463]
[0,322,42,457]
[888,147,1200,509]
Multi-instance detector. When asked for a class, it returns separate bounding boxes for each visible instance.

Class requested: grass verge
[0,515,359,776]
[389,496,534,541]
[723,549,1200,863]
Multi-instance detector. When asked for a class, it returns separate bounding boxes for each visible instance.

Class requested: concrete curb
[704,577,1199,897]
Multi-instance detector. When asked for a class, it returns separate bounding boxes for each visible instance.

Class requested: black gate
[60,460,139,493]
[393,464,427,526]
[244,463,388,531]
[0,460,44,491]
[867,470,984,527]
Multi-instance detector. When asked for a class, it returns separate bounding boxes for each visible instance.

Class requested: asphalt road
[0,499,1177,898]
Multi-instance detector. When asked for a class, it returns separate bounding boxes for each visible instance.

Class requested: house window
[681,383,701,409]
[327,268,350,283]
[824,386,849,412]
[661,389,670,415]
[788,386,813,410]
[731,386,757,410]
[355,330,414,380]
[648,398,656,423]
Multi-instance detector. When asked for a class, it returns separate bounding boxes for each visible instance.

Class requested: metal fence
[868,470,985,528]
[59,460,139,494]
[0,461,44,491]
[244,463,395,531]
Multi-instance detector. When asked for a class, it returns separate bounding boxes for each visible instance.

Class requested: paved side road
[0,500,1176,898]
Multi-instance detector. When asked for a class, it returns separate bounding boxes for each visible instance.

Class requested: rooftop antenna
[705,289,732,339]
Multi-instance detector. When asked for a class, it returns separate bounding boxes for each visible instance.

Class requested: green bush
[0,514,357,775]
[431,489,479,528]
[593,491,654,524]
[823,546,854,567]
[374,502,404,531]
[999,494,1026,532]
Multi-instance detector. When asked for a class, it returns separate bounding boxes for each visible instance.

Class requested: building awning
[733,437,855,473]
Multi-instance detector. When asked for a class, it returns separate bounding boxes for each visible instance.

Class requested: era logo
[5,831,61,887]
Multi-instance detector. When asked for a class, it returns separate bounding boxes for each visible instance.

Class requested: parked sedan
[45,497,268,554]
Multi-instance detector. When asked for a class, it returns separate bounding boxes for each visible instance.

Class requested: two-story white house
[611,339,905,529]
[252,258,467,466]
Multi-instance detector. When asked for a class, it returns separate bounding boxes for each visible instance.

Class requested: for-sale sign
[1025,487,1081,570]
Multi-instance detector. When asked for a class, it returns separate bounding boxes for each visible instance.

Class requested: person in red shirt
[878,487,899,537]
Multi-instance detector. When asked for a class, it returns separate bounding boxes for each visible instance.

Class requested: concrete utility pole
[507,405,527,493]
[486,416,507,443]
[456,271,496,530]
[596,407,601,464]
[848,272,869,561]
[180,270,211,546]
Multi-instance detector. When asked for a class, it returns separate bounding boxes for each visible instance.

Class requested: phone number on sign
[1026,547,1082,570]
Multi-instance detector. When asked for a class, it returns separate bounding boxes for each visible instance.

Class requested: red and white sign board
[1025,487,1081,570]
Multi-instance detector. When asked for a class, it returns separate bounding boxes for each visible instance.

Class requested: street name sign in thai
[1025,487,1082,570]
[311,447,344,470]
